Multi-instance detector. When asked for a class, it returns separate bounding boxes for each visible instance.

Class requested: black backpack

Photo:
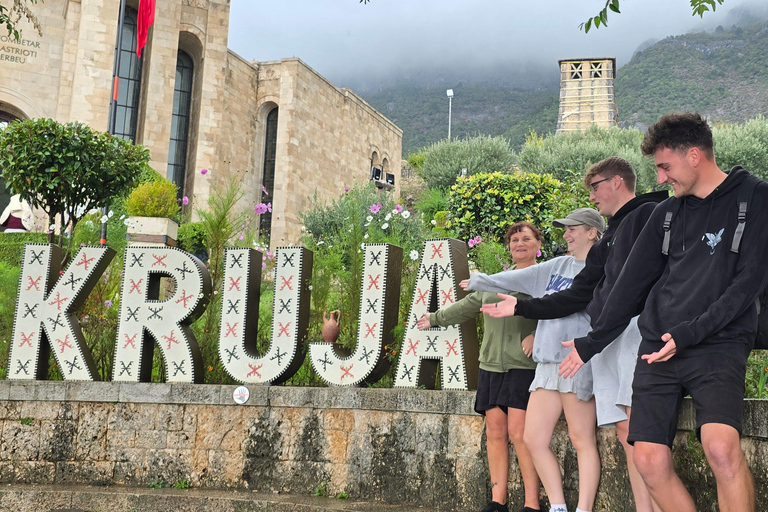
[660,169,768,350]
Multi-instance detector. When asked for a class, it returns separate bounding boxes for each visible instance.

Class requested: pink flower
[182,196,189,205]
[262,262,267,270]
[239,235,244,240]
[261,184,268,195]
[369,204,381,214]
[254,203,268,214]
[344,186,349,192]
[468,239,475,248]
[201,168,208,175]
[395,205,403,213]
[267,202,272,213]
[104,300,113,308]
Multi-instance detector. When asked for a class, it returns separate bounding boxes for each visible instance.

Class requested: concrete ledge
[0,484,417,512]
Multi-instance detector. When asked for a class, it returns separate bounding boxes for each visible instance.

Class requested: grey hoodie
[467,256,591,364]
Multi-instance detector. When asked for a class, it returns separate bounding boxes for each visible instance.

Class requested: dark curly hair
[641,112,714,160]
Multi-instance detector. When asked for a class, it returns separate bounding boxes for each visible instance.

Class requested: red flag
[136,0,155,57]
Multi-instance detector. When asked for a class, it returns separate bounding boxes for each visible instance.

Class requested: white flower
[301,226,306,231]
[401,211,411,219]
[364,223,370,227]
[364,233,369,239]
[120,214,125,220]
[361,243,365,250]
[108,210,114,218]
[392,209,400,216]
[49,224,56,231]
[431,219,437,225]
[317,240,325,245]
[409,250,419,261]
[381,223,389,230]
[366,216,373,222]
[88,208,100,215]
[100,215,108,223]
[385,213,392,221]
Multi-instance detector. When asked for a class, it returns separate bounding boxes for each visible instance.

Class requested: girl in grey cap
[463,208,605,512]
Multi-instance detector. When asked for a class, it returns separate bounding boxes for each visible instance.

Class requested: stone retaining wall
[1,381,767,511]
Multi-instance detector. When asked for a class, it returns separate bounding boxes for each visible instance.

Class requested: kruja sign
[8,239,479,390]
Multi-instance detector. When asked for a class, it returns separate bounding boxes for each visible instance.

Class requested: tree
[1,0,42,41]
[419,135,517,190]
[0,118,150,251]
[582,0,725,32]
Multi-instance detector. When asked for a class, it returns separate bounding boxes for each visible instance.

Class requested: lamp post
[446,89,454,140]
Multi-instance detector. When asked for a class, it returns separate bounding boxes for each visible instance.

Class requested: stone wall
[2,381,768,510]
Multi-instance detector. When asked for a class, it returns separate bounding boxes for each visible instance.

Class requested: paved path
[1,484,424,512]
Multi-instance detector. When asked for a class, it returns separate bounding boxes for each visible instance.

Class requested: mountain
[616,20,768,129]
[358,20,768,157]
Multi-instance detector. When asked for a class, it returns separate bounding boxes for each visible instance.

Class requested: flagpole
[101,0,128,245]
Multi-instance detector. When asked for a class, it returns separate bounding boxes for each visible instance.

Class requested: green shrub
[468,238,513,275]
[177,222,207,256]
[713,118,768,181]
[414,188,449,227]
[419,135,517,190]
[518,125,658,193]
[0,232,49,266]
[125,178,180,219]
[446,171,591,256]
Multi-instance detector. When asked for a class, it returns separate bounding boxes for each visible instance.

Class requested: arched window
[167,50,194,200]
[0,111,17,131]
[113,8,143,141]
[0,110,20,223]
[260,107,279,244]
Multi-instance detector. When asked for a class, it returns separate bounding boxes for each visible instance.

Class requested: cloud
[227,0,759,89]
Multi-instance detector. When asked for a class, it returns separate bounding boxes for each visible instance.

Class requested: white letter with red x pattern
[9,244,114,380]
[394,239,479,390]
[219,247,312,384]
[309,243,402,386]
[113,247,211,383]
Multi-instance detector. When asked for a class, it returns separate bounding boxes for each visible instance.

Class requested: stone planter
[126,216,179,247]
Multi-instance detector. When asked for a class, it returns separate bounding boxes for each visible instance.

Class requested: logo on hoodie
[704,228,725,255]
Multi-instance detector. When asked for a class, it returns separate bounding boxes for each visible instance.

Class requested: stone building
[556,57,618,134]
[0,0,402,247]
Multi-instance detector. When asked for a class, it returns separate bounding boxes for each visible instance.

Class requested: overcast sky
[227,0,765,88]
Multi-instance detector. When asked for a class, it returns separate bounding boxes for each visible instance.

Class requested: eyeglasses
[588,176,613,192]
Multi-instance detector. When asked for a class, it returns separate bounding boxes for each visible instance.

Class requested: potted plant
[124,178,181,247]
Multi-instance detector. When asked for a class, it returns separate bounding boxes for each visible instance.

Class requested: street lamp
[446,89,454,140]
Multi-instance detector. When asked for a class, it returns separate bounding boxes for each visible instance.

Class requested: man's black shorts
[627,349,746,447]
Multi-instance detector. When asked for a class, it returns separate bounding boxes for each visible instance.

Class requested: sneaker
[480,501,509,512]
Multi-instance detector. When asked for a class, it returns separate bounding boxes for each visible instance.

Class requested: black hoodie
[515,190,668,323]
[576,167,768,362]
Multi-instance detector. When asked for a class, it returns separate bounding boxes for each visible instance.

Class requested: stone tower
[556,57,618,134]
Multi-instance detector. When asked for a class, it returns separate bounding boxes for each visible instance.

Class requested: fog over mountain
[228,0,767,92]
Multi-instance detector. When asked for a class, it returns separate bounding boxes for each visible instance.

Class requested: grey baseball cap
[552,208,606,235]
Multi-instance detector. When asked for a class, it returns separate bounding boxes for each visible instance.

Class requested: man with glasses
[483,156,667,512]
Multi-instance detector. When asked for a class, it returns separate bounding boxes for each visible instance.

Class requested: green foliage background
[418,135,517,190]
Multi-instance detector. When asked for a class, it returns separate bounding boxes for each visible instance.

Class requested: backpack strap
[731,172,760,254]
[661,199,682,256]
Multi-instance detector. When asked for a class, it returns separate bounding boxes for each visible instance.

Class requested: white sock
[550,505,567,512]
[575,509,591,512]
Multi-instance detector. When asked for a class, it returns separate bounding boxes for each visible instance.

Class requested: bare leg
[700,423,754,512]
[486,406,510,504]
[615,409,661,512]
[523,389,566,505]
[508,407,541,509]
[561,394,600,511]
[633,442,696,512]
